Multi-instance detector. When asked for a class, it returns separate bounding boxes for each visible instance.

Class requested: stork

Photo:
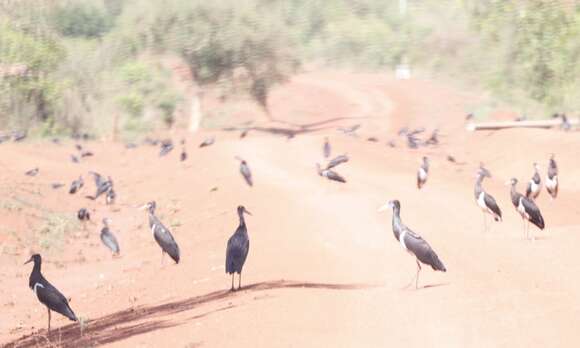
[545,154,558,199]
[474,168,502,232]
[378,200,446,289]
[508,178,545,241]
[417,156,429,189]
[525,163,541,200]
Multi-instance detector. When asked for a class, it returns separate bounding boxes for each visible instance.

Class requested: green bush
[52,3,113,38]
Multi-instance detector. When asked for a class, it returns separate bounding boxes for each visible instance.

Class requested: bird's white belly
[418,168,427,180]
[546,175,557,189]
[517,199,528,218]
[477,192,487,211]
[530,181,540,193]
[399,231,408,251]
[151,224,157,235]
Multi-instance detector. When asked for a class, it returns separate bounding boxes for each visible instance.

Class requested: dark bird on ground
[378,200,446,289]
[25,168,39,176]
[325,154,349,170]
[417,156,429,189]
[51,183,64,190]
[226,206,252,291]
[199,136,215,148]
[337,124,361,136]
[77,208,90,222]
[75,144,82,151]
[159,139,174,157]
[367,137,379,142]
[508,178,545,240]
[316,163,346,183]
[80,151,93,158]
[86,173,112,201]
[406,134,419,149]
[100,218,120,256]
[70,155,80,163]
[323,137,331,158]
[25,254,77,332]
[474,168,502,232]
[525,163,542,200]
[237,158,253,187]
[141,201,180,264]
[69,176,84,194]
[425,129,439,146]
[180,149,187,162]
[465,113,474,122]
[106,187,116,205]
[545,154,558,199]
[446,155,456,163]
[240,129,249,138]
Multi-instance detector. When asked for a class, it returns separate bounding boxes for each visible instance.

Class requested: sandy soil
[1,71,580,348]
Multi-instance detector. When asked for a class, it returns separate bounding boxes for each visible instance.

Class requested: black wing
[403,229,446,272]
[240,164,253,186]
[325,170,346,183]
[101,228,120,254]
[484,193,502,219]
[151,216,180,263]
[35,280,77,321]
[226,232,249,274]
[522,197,545,229]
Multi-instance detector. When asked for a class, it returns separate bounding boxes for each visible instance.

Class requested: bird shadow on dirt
[5,279,375,348]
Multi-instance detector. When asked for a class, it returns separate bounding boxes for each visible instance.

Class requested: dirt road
[1,71,580,347]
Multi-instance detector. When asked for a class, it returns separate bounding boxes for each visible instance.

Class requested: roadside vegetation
[1,0,579,136]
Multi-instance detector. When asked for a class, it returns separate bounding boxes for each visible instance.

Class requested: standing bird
[323,137,331,159]
[69,176,84,194]
[525,163,542,200]
[545,154,558,200]
[86,173,111,201]
[316,163,346,183]
[141,201,180,264]
[106,187,116,205]
[508,178,545,240]
[180,148,187,162]
[25,168,39,176]
[77,208,91,229]
[378,200,446,289]
[474,169,502,232]
[100,218,120,256]
[159,139,174,157]
[417,156,429,189]
[226,206,252,291]
[70,155,80,163]
[25,254,77,332]
[238,158,253,187]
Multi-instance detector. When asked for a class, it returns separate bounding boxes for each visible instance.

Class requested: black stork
[100,218,120,256]
[325,154,349,170]
[141,201,180,264]
[474,168,502,232]
[86,172,111,200]
[378,200,446,289]
[237,158,253,187]
[316,163,346,183]
[69,176,84,194]
[323,137,331,159]
[25,168,39,176]
[77,208,90,229]
[525,163,542,200]
[417,156,429,189]
[25,254,77,332]
[546,154,558,200]
[199,136,215,148]
[508,178,545,241]
[226,206,252,291]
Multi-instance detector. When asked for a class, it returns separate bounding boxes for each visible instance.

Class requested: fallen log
[466,118,578,131]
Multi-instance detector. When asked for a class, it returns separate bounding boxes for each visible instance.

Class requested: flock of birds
[19,126,561,335]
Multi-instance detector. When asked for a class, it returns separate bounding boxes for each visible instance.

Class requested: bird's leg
[47,308,51,333]
[238,272,242,291]
[483,213,487,232]
[415,260,422,289]
[231,274,235,292]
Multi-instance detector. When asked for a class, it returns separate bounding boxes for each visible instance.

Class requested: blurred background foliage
[0,0,579,137]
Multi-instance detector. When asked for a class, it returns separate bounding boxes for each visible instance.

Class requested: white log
[466,118,578,131]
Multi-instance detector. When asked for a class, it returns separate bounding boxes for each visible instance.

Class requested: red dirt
[1,70,580,347]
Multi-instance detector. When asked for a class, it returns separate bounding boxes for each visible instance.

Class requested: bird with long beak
[226,206,252,291]
[25,254,77,332]
[140,201,180,264]
[100,218,120,256]
[507,178,545,241]
[378,200,446,289]
[525,163,542,200]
